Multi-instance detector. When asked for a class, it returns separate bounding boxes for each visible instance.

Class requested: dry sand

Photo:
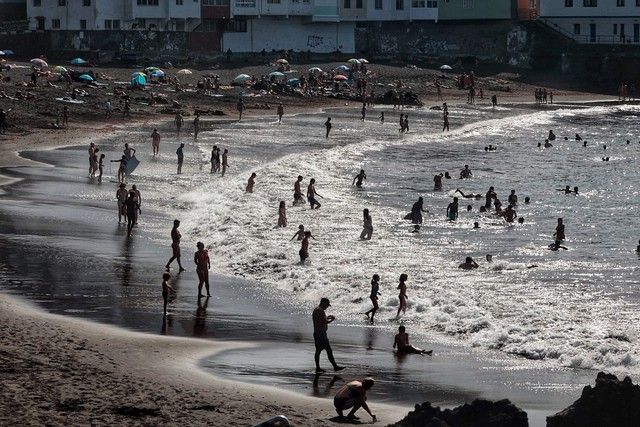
[0,293,409,426]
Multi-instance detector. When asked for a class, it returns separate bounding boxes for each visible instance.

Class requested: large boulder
[388,399,528,427]
[547,372,640,427]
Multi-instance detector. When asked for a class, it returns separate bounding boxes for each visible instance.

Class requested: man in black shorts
[312,298,344,373]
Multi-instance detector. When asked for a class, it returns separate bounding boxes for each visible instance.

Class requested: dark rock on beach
[547,372,640,427]
[388,398,528,427]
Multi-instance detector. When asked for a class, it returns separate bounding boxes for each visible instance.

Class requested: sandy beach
[0,60,636,426]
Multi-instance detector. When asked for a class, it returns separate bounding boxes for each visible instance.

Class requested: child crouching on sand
[162,272,175,315]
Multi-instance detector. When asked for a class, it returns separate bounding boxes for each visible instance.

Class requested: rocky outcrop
[388,399,528,427]
[547,372,640,427]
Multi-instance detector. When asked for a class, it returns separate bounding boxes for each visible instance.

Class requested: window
[564,0,573,6]
[412,0,425,6]
[613,23,617,34]
[36,17,45,30]
[463,0,473,8]
[202,0,230,4]
[344,0,350,7]
[583,0,597,6]
[396,0,404,10]
[137,0,159,5]
[226,18,247,32]
[617,0,625,5]
[58,0,66,5]
[80,19,86,29]
[266,0,280,3]
[356,0,362,8]
[33,0,41,6]
[113,20,120,29]
[83,0,90,5]
[176,0,183,4]
[573,23,580,34]
[52,19,60,28]
[427,0,437,6]
[374,0,382,8]
[104,19,112,29]
[637,0,640,6]
[235,0,255,6]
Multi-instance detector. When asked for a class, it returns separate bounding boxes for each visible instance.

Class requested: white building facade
[538,0,640,44]
[222,0,438,53]
[27,0,200,31]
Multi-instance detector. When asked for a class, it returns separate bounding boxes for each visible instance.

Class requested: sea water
[134,103,640,375]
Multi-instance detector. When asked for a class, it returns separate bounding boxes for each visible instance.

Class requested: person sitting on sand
[393,325,432,355]
[246,172,257,193]
[458,256,479,270]
[161,272,175,316]
[333,378,376,422]
[352,169,367,188]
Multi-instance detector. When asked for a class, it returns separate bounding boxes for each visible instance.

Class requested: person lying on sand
[333,378,376,422]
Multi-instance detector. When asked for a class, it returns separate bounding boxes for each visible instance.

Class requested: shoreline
[0,98,632,425]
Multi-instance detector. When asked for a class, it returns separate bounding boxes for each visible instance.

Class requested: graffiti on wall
[307,35,324,49]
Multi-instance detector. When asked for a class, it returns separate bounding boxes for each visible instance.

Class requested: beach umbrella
[70,57,87,65]
[0,51,5,56]
[3,49,14,56]
[131,71,146,78]
[144,66,160,74]
[30,58,48,68]
[150,70,165,78]
[131,74,146,87]
[334,75,348,81]
[177,69,192,75]
[275,59,288,64]
[347,58,360,64]
[53,65,68,74]
[308,67,323,73]
[358,58,369,63]
[79,74,94,82]
[334,65,349,72]
[269,71,285,79]
[286,78,300,87]
[440,65,453,71]
[233,74,251,83]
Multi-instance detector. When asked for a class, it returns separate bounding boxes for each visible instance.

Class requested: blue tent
[286,78,300,87]
[78,74,94,82]
[70,58,87,65]
[131,74,146,87]
[150,70,165,78]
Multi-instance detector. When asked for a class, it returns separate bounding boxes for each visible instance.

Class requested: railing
[538,17,640,45]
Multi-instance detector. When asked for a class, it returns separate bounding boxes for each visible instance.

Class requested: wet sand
[0,113,607,426]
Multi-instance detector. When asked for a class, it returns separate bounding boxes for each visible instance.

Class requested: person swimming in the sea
[352,169,367,188]
[433,173,443,191]
[455,189,482,200]
[548,130,556,141]
[458,256,479,270]
[557,185,573,194]
[459,165,473,179]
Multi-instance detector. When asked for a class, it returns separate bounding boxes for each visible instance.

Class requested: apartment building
[0,0,26,22]
[222,0,356,53]
[27,0,200,31]
[538,0,640,44]
[339,0,438,22]
[438,0,513,20]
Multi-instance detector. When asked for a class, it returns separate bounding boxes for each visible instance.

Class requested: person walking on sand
[443,110,450,132]
[105,99,112,119]
[379,111,385,124]
[360,209,373,240]
[307,178,323,209]
[123,98,131,119]
[364,274,381,324]
[98,153,105,182]
[221,148,229,177]
[193,113,200,140]
[151,129,161,156]
[333,378,376,422]
[176,143,185,174]
[277,103,284,124]
[62,106,69,127]
[237,97,244,121]
[174,112,184,136]
[293,175,305,205]
[194,241,211,297]
[210,146,218,173]
[125,190,141,237]
[115,183,128,223]
[352,169,366,188]
[393,325,432,355]
[161,272,175,316]
[396,273,408,319]
[361,103,366,122]
[312,297,345,373]
[246,172,257,193]
[324,117,333,138]
[278,201,287,227]
[88,142,96,176]
[166,219,186,272]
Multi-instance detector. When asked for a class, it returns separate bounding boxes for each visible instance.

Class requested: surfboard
[126,156,140,175]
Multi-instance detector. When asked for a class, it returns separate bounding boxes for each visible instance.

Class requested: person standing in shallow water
[447,197,459,221]
[278,201,287,227]
[554,218,565,242]
[161,272,175,316]
[151,129,161,156]
[364,274,381,324]
[221,148,229,177]
[307,178,323,209]
[360,209,373,240]
[246,172,256,193]
[277,103,284,124]
[312,297,345,373]
[299,231,313,263]
[176,143,184,174]
[396,274,408,319]
[194,242,211,297]
[352,169,366,188]
[166,219,185,272]
[324,117,332,138]
[193,113,200,140]
[125,190,141,237]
